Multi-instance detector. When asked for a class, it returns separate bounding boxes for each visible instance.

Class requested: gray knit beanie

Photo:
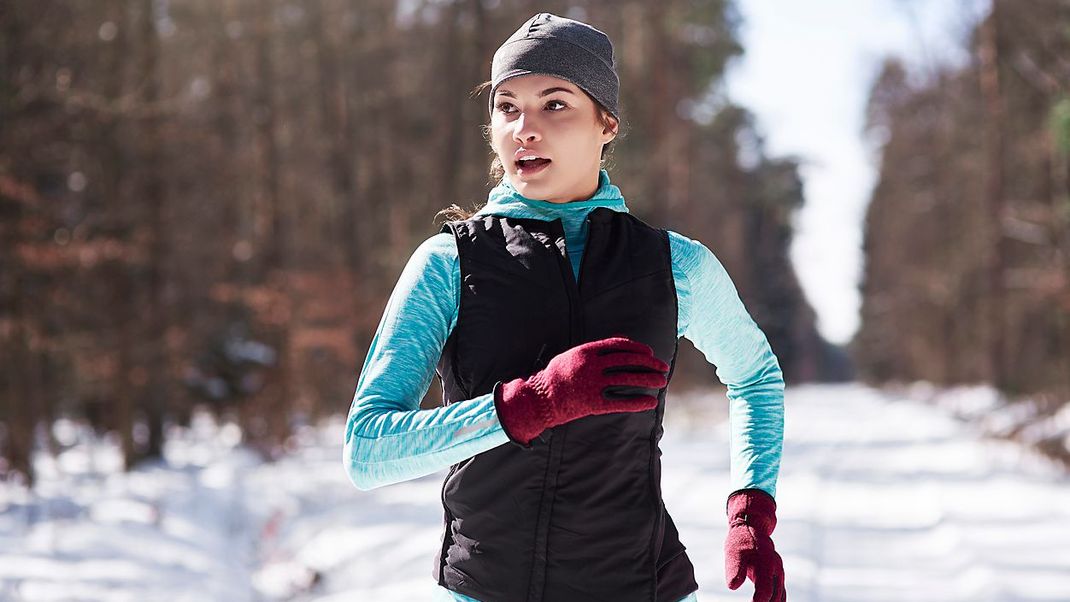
[488,12,620,121]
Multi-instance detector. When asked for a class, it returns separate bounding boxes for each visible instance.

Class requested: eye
[495,99,569,114]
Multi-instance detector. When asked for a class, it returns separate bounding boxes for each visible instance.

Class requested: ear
[602,116,619,144]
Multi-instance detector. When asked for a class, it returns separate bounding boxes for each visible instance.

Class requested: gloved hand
[724,488,786,602]
[493,336,669,447]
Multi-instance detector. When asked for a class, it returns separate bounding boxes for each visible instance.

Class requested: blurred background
[2,0,1069,600]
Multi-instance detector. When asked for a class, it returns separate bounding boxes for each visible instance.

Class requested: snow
[2,382,1068,601]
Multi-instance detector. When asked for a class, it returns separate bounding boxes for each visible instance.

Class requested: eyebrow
[495,86,576,98]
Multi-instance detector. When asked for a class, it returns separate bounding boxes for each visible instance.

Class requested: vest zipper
[549,215,593,343]
[525,215,594,601]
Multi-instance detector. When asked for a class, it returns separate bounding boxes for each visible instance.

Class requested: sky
[723,0,991,345]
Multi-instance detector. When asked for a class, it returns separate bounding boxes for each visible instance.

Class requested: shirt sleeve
[668,230,785,500]
[342,232,509,491]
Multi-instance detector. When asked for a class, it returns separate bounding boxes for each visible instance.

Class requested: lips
[516,157,552,169]
[515,158,552,176]
[514,149,552,168]
[514,148,549,160]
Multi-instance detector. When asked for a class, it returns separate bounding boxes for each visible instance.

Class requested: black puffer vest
[433,206,699,602]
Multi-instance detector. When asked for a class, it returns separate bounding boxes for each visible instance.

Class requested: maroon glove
[493,336,669,447]
[725,488,786,602]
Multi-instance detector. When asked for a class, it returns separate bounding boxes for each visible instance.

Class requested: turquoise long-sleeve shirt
[342,169,783,601]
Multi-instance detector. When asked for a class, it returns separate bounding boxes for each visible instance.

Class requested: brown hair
[435,79,625,223]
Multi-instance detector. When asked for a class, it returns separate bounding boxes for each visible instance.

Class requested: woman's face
[490,74,617,203]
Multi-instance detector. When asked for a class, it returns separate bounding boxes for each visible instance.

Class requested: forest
[2,0,1067,485]
[853,0,1070,464]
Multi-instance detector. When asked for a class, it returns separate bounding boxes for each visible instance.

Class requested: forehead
[494,74,578,97]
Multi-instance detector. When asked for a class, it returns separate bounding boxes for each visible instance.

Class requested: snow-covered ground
[1,382,1068,601]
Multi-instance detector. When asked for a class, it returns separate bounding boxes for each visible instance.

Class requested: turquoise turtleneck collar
[475,168,630,220]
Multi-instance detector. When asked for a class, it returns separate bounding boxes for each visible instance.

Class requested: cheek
[490,126,509,151]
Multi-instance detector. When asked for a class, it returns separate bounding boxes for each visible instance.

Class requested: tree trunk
[137,0,170,464]
[979,1,1008,392]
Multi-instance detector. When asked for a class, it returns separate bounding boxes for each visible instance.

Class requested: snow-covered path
[667,383,1070,602]
[1,382,1068,601]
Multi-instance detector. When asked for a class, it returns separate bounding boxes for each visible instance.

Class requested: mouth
[515,157,552,176]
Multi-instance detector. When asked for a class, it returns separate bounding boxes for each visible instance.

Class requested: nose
[512,112,541,144]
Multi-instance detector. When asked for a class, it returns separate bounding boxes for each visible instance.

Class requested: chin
[508,174,534,189]
[511,178,547,196]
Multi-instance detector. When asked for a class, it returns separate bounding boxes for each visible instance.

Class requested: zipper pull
[531,342,550,372]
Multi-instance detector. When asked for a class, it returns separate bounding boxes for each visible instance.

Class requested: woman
[344,12,786,602]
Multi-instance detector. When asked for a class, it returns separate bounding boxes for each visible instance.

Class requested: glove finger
[604,369,667,390]
[751,566,775,602]
[775,554,787,602]
[598,351,670,374]
[768,576,782,602]
[601,357,668,371]
[725,552,746,590]
[592,337,655,357]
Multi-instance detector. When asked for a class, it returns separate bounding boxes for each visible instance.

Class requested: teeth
[519,155,540,161]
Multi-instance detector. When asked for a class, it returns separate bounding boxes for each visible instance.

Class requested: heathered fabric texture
[342,169,784,600]
[489,12,620,121]
[495,337,669,445]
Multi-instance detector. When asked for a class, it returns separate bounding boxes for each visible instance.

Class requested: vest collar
[475,168,630,220]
